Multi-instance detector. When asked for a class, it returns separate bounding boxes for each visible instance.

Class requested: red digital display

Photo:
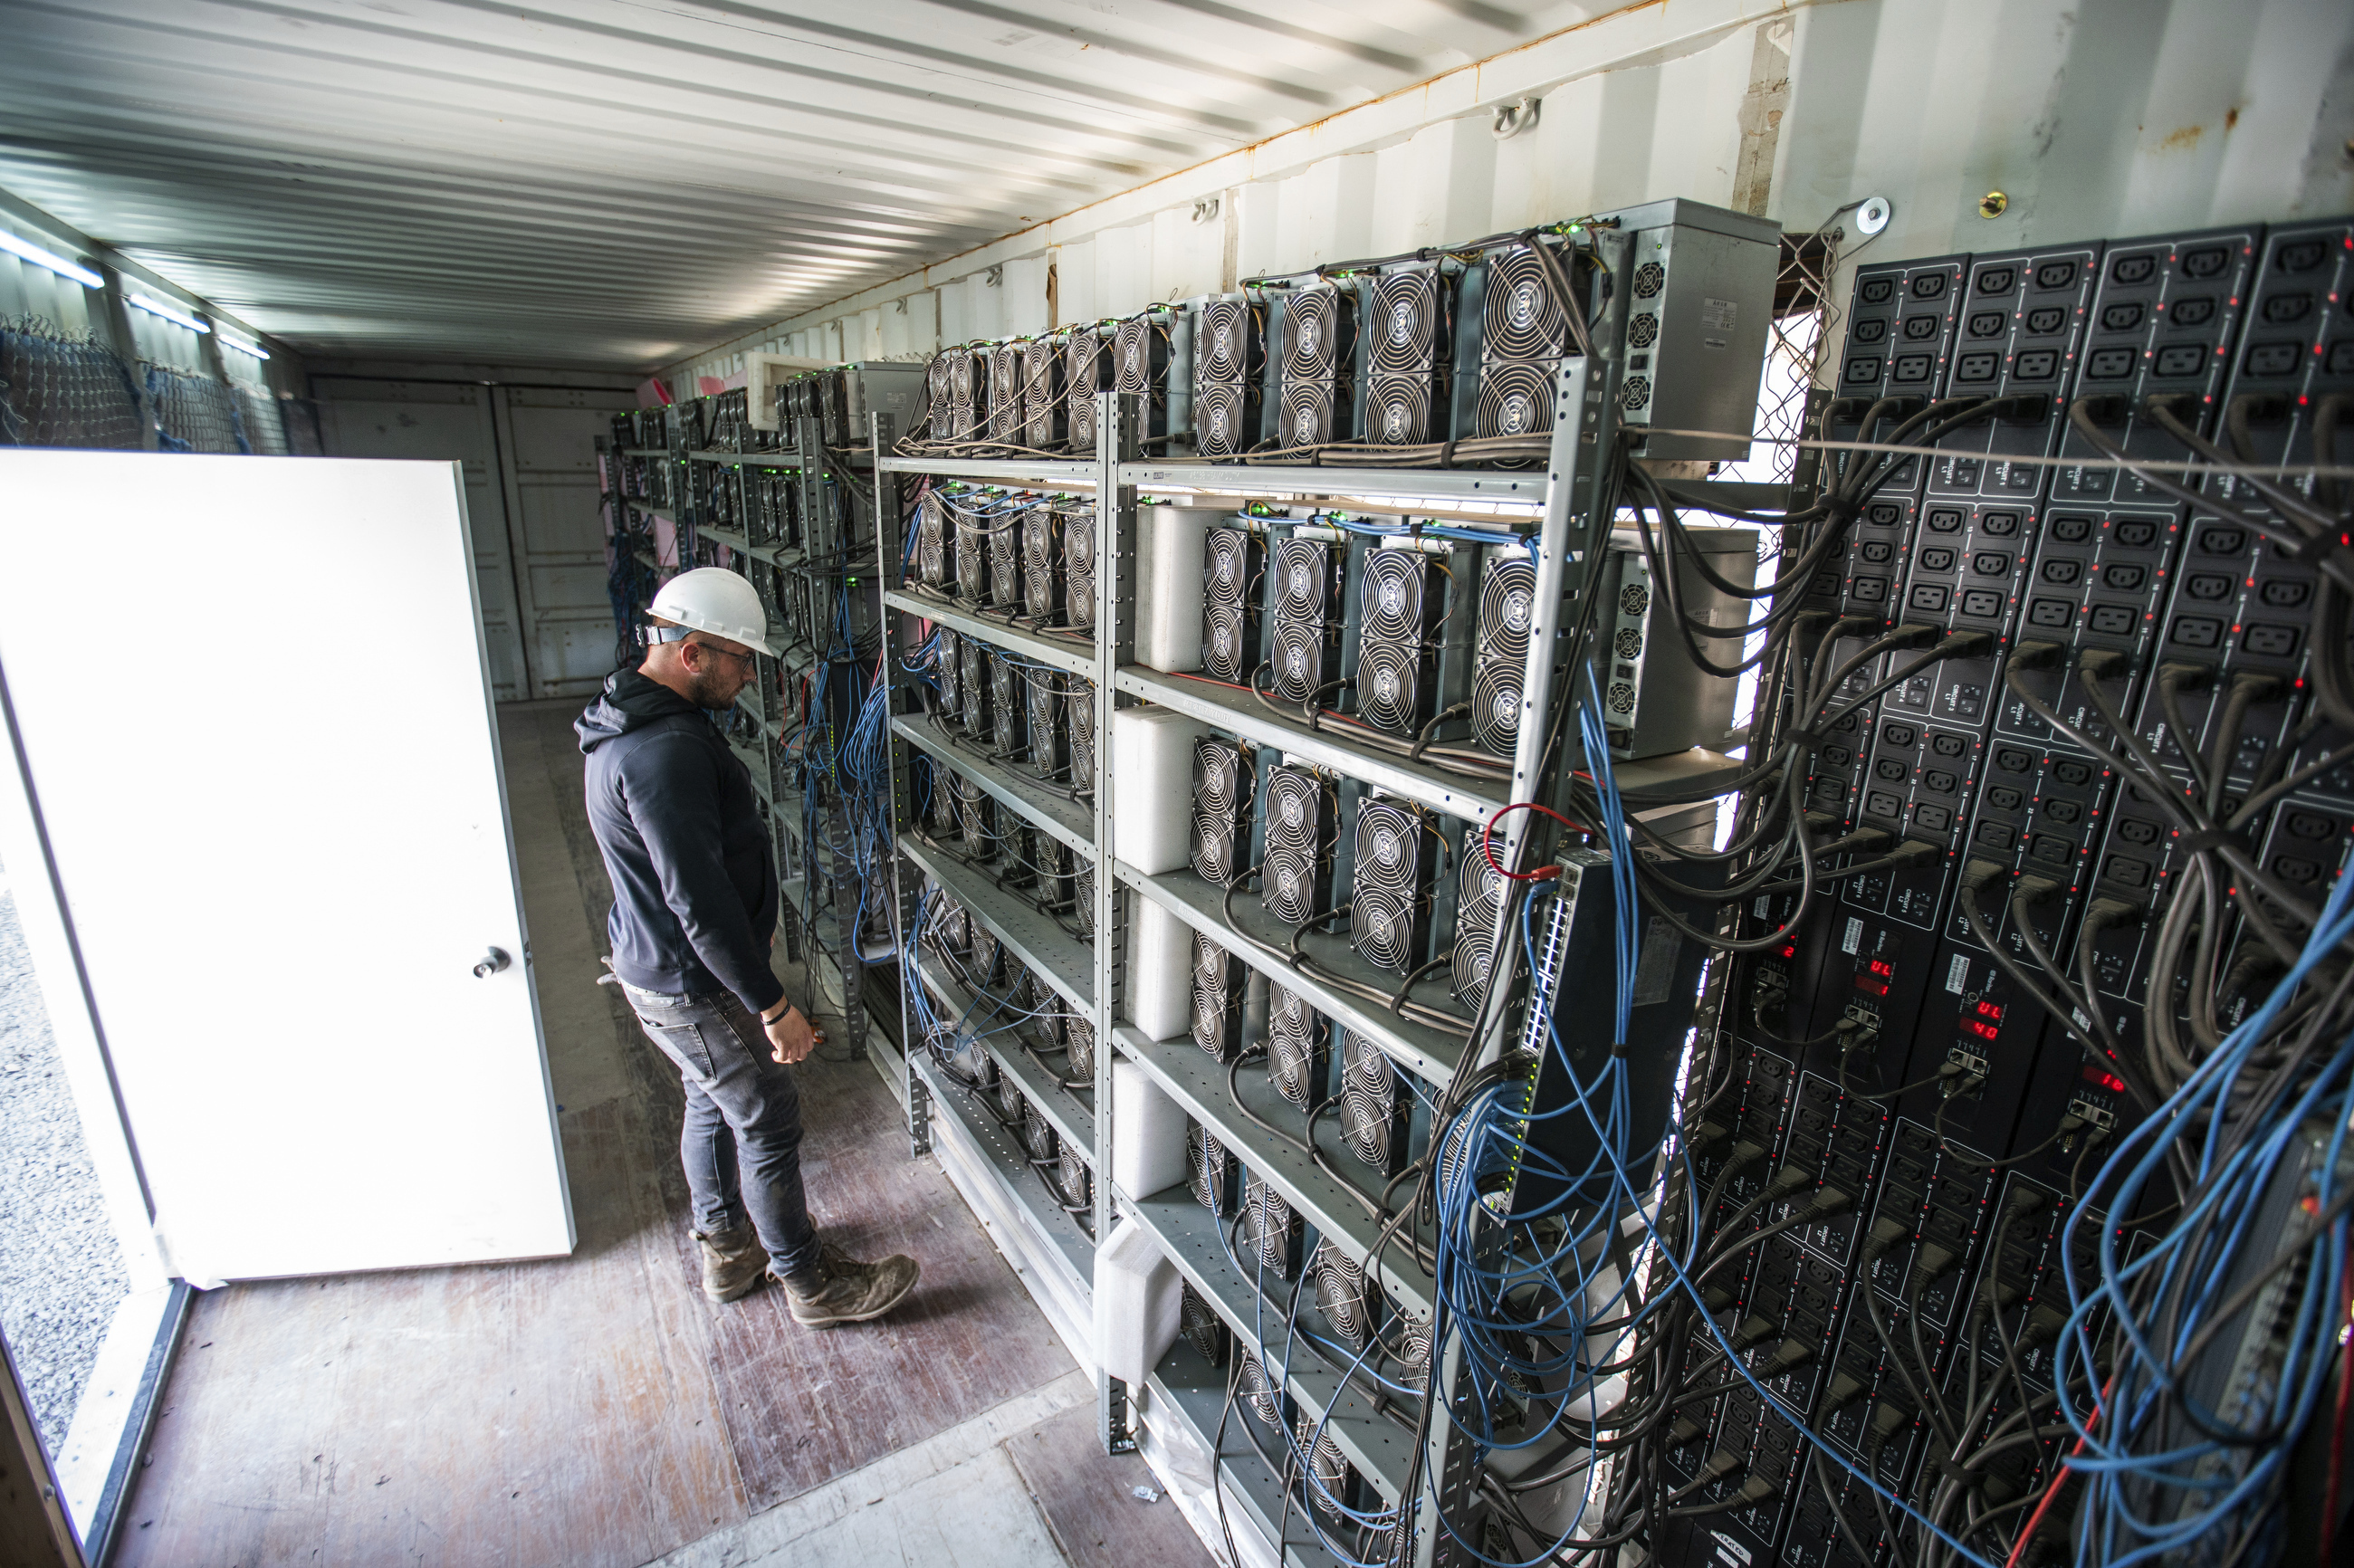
[2080,1066,2129,1094]
[1868,959,1895,980]
[1781,943,1798,960]
[1961,1018,2000,1043]
[1972,999,2005,1024]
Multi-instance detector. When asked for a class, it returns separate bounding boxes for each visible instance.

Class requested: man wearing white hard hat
[578,568,920,1326]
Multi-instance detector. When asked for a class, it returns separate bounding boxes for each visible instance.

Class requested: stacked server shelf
[866,201,1792,1568]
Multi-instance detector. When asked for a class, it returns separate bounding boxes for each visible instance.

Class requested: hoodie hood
[577,667,702,753]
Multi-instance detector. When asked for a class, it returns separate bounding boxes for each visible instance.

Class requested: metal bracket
[908,1072,933,1157]
[1105,1375,1138,1455]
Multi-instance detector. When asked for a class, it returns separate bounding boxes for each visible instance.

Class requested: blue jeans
[623,982,822,1279]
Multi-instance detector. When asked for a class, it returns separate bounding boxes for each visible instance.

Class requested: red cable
[2005,1375,2113,1568]
[1481,800,1584,883]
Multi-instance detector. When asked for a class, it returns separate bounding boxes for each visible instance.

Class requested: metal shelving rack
[868,228,1722,1567]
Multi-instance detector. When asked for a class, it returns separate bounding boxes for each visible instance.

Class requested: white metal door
[312,381,531,701]
[493,385,639,697]
[0,450,572,1286]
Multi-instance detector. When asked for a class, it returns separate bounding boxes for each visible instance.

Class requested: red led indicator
[2081,1066,2128,1094]
[1781,943,1798,960]
[1974,999,2005,1023]
[1962,1018,2000,1042]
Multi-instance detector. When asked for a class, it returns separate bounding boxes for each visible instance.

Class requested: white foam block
[1111,704,1210,873]
[1111,1056,1190,1200]
[1129,897,1195,1042]
[1094,1218,1183,1390]
[1135,506,1214,674]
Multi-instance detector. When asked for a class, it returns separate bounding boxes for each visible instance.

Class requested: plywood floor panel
[1005,1401,1218,1568]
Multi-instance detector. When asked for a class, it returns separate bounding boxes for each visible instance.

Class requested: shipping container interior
[4,2,2354,1565]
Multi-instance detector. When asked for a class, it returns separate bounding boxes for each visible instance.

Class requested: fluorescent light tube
[218,333,271,360]
[0,229,103,289]
[129,292,210,334]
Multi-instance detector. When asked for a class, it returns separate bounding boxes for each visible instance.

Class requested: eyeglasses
[689,640,758,670]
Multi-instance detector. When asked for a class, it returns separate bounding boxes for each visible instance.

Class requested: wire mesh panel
[147,365,241,453]
[232,384,289,455]
[0,318,145,448]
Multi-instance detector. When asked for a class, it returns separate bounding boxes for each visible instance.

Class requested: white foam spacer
[1110,703,1210,873]
[1094,1217,1182,1389]
[1135,507,1215,673]
[1129,896,1195,1042]
[1111,1056,1190,1200]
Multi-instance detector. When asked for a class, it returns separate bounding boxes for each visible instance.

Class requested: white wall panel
[674,0,2354,385]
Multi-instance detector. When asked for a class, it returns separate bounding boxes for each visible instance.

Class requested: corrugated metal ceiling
[0,0,1643,368]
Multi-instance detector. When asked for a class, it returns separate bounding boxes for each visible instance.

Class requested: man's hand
[764,1005,824,1065]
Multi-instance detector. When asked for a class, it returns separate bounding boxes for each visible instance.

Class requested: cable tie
[1781,726,1823,753]
[1611,1039,1629,1058]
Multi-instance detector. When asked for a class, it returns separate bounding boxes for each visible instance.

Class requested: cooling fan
[1019,1097,1057,1162]
[914,492,949,588]
[1021,337,1066,449]
[1063,329,1105,453]
[1019,506,1064,624]
[955,776,995,862]
[989,502,1023,606]
[1350,796,1434,973]
[968,923,1002,988]
[1200,524,1264,683]
[958,636,992,738]
[1192,296,1262,458]
[1188,1122,1239,1214]
[1063,1011,1096,1081]
[926,353,957,442]
[1295,1410,1359,1524]
[934,628,962,722]
[1268,535,1344,706]
[924,765,958,838]
[1034,837,1076,918]
[1356,549,1439,735]
[1450,840,1505,1010]
[953,502,990,602]
[989,654,1027,757]
[1066,682,1096,787]
[1310,1239,1373,1353]
[1240,1177,1303,1281]
[1481,246,1568,362]
[1339,1029,1413,1176]
[1235,1351,1284,1433]
[1026,680,1064,776]
[1474,360,1554,438]
[998,823,1038,892]
[1060,505,1097,629]
[1071,858,1096,938]
[1190,931,1246,1061]
[987,343,1024,445]
[1470,555,1537,755]
[1179,1284,1229,1366]
[930,892,970,959]
[1267,984,1329,1109]
[1114,315,1166,401]
[1052,1144,1091,1212]
[1187,736,1254,887]
[945,348,984,441]
[1277,284,1355,449]
[1260,764,1334,927]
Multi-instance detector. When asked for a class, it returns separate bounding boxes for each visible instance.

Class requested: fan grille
[1364,373,1431,445]
[1055,1144,1091,1209]
[1062,507,1097,629]
[1190,932,1243,1060]
[1020,508,1064,623]
[1311,1240,1371,1351]
[1451,846,1504,1009]
[1022,338,1065,448]
[1199,298,1252,382]
[915,493,948,587]
[1065,1013,1096,1080]
[1480,247,1568,362]
[1188,1123,1237,1214]
[1065,330,1102,453]
[1369,272,1439,373]
[1297,1411,1354,1522]
[1019,1098,1057,1162]
[1179,1284,1228,1366]
[1188,737,1251,887]
[1236,1351,1282,1429]
[1269,537,1339,704]
[1474,359,1554,438]
[1115,317,1161,397]
[1268,984,1326,1109]
[1240,1179,1301,1281]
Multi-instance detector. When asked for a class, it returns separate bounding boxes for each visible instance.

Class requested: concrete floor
[106,700,1211,1568]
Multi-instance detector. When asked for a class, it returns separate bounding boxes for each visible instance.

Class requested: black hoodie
[577,668,787,1015]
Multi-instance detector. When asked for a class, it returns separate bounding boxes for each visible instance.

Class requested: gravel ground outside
[0,871,131,1458]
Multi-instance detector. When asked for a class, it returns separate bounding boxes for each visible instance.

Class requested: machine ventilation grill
[1062,505,1096,629]
[1240,1178,1303,1282]
[1179,1283,1229,1366]
[1022,337,1066,449]
[1268,984,1328,1109]
[1260,764,1335,927]
[1190,932,1246,1062]
[1350,797,1434,973]
[987,343,1025,444]
[1268,536,1344,705]
[1020,506,1066,625]
[1356,550,1439,735]
[1201,524,1264,683]
[1470,556,1537,754]
[1188,736,1254,886]
[1065,330,1105,453]
[1339,1029,1412,1175]
[1451,841,1504,1009]
[1277,284,1355,449]
[1188,1122,1239,1214]
[1192,296,1262,458]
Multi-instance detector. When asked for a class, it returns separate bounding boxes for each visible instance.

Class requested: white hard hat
[648,568,777,656]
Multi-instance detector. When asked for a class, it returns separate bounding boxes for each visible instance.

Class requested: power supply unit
[1591,525,1757,760]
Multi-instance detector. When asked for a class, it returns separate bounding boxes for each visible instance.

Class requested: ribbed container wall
[672,0,2354,396]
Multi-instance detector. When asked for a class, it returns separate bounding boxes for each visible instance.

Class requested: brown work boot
[693,1222,768,1304]
[778,1240,920,1327]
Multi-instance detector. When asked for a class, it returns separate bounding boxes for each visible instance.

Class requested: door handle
[474,947,511,979]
